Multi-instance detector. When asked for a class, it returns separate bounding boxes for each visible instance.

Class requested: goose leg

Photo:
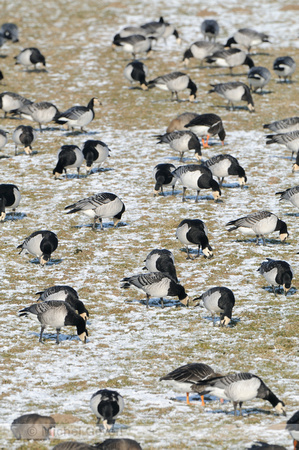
[99,218,103,230]
[195,190,200,203]
[239,402,243,416]
[186,246,192,260]
[160,297,164,308]
[56,328,60,345]
[77,167,80,179]
[39,326,45,343]
[201,395,205,406]
[182,186,187,202]
[255,235,260,245]
[146,293,150,308]
[186,392,190,405]
[272,285,277,296]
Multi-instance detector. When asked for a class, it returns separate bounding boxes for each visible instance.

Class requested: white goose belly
[209,159,231,178]
[178,170,201,189]
[202,291,222,313]
[93,197,123,218]
[222,85,244,102]
[226,377,260,402]
[176,223,192,245]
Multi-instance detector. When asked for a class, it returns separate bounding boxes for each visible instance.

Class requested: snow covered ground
[0,0,298,448]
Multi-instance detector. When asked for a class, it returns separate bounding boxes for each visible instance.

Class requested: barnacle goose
[257,258,293,296]
[185,113,226,147]
[204,154,247,187]
[266,130,299,159]
[11,413,55,440]
[172,164,221,202]
[0,183,21,221]
[286,410,299,450]
[36,285,89,321]
[160,363,222,405]
[182,41,224,67]
[90,389,124,432]
[153,163,177,196]
[82,139,110,174]
[121,272,188,308]
[247,66,271,92]
[225,28,269,52]
[19,300,88,344]
[15,47,46,70]
[65,192,125,230]
[200,19,219,42]
[273,56,296,82]
[226,210,289,245]
[148,72,197,102]
[144,249,178,282]
[112,34,153,59]
[276,185,299,209]
[155,130,201,161]
[0,23,19,42]
[263,117,299,134]
[17,101,60,131]
[12,125,37,155]
[17,230,58,265]
[192,372,286,417]
[0,91,32,118]
[176,219,213,259]
[194,286,235,326]
[53,145,84,179]
[56,98,100,132]
[123,60,148,90]
[206,48,254,75]
[0,129,8,150]
[209,82,255,112]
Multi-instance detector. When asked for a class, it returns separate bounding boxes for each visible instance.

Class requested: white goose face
[238,176,246,186]
[203,247,213,259]
[78,331,87,343]
[279,232,288,242]
[248,103,255,112]
[220,316,231,326]
[212,190,221,201]
[275,401,286,416]
[292,163,299,172]
[103,419,113,431]
[80,312,88,322]
[180,295,189,306]
[189,94,196,102]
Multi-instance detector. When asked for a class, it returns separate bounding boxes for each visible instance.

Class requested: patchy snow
[0,0,298,449]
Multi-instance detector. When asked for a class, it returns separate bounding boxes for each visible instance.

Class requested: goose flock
[0,1,298,449]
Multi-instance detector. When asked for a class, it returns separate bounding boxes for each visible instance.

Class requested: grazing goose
[53,145,84,179]
[286,410,299,450]
[263,117,299,134]
[18,300,88,344]
[182,41,224,67]
[112,34,153,59]
[82,139,110,174]
[200,19,219,42]
[56,97,100,132]
[123,60,148,90]
[121,272,188,308]
[12,125,37,155]
[266,131,299,159]
[36,285,89,321]
[0,129,8,150]
[161,22,181,45]
[0,23,19,42]
[191,372,286,417]
[0,91,32,118]
[17,101,60,131]
[257,258,293,296]
[247,443,287,450]
[273,56,296,82]
[172,164,221,202]
[247,66,271,92]
[65,192,125,230]
[208,82,255,112]
[153,163,177,196]
[148,72,197,102]
[155,130,201,161]
[226,28,269,52]
[276,185,299,209]
[194,286,235,326]
[15,47,46,69]
[90,389,124,431]
[0,183,21,221]
[144,248,178,282]
[11,413,55,440]
[97,438,142,450]
[176,219,213,259]
[204,154,247,187]
[206,48,254,75]
[160,363,222,405]
[226,210,289,245]
[166,112,198,133]
[140,16,166,39]
[185,112,226,147]
[17,230,58,265]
